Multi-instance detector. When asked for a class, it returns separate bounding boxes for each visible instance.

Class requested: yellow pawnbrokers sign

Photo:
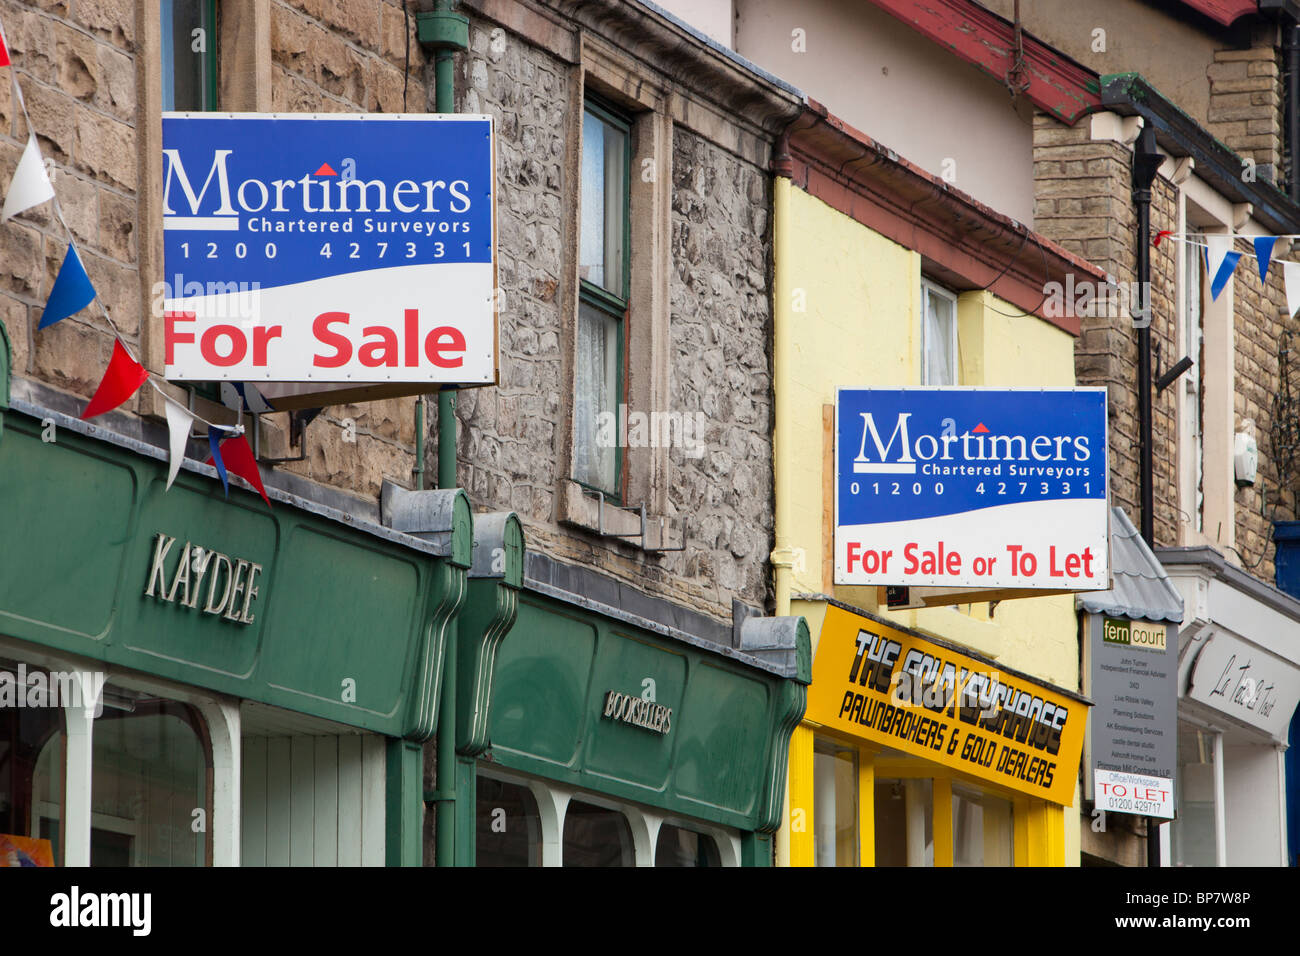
[807,605,1088,805]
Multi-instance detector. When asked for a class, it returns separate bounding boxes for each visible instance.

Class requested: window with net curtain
[921,280,958,386]
[574,100,629,497]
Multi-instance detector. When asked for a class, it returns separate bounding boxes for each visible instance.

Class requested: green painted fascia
[487,592,810,833]
[0,410,464,738]
[456,577,518,755]
[758,680,807,833]
[386,738,425,866]
[403,559,467,741]
[449,489,474,569]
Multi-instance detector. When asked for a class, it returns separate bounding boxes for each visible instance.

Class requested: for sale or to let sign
[161,113,495,384]
[834,388,1110,590]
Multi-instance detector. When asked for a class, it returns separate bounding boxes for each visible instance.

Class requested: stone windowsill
[557,479,682,552]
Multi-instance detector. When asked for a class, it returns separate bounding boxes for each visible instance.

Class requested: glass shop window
[1172,723,1219,867]
[655,824,721,867]
[162,0,217,112]
[874,777,934,866]
[952,783,1013,866]
[476,775,543,867]
[90,695,210,866]
[562,799,634,867]
[814,737,858,866]
[0,659,65,867]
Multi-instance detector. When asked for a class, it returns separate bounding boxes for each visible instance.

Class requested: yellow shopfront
[791,602,1089,866]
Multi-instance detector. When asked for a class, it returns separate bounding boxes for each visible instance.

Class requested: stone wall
[452,12,778,618]
[0,0,430,505]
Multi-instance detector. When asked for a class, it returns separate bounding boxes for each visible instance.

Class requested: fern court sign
[160,113,496,386]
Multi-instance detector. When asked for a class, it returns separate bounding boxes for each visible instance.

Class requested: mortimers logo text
[162,149,473,230]
[851,412,1093,475]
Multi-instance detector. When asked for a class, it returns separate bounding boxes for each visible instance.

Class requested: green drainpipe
[418,0,469,868]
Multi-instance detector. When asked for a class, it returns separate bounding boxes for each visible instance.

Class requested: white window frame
[920,279,959,386]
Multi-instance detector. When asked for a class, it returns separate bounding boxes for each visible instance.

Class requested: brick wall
[1032,114,1179,547]
[1206,38,1282,184]
[1033,113,1299,580]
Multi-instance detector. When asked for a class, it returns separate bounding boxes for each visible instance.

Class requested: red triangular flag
[81,339,149,420]
[0,27,11,68]
[972,423,990,434]
[206,434,270,508]
[313,162,337,176]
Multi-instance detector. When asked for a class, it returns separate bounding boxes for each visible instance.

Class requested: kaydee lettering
[143,532,263,625]
[602,690,672,735]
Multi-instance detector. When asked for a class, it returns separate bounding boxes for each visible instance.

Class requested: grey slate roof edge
[634,0,805,99]
[522,550,800,679]
[1156,545,1300,623]
[6,378,452,559]
[1077,507,1184,623]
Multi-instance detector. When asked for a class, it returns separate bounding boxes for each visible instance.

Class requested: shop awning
[1078,507,1184,623]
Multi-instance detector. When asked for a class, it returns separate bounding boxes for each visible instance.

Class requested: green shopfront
[470,556,811,867]
[0,324,810,867]
[0,321,502,868]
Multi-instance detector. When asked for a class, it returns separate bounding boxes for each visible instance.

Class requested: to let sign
[161,113,495,384]
[834,388,1110,590]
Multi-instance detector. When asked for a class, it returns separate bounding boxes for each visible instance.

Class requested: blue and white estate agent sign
[835,388,1109,590]
[161,113,495,383]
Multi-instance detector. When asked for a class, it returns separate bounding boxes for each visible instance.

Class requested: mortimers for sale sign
[835,388,1109,590]
[161,113,495,384]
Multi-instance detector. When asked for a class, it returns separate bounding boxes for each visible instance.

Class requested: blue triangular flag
[1253,236,1277,283]
[208,427,230,496]
[1209,250,1242,301]
[38,244,96,329]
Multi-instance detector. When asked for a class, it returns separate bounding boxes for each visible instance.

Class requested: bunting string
[1,14,267,504]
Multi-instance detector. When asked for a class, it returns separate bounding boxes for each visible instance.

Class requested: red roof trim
[781,101,1105,334]
[863,0,1102,123]
[1177,0,1258,27]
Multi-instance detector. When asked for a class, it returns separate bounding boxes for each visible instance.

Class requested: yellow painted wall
[777,182,1083,867]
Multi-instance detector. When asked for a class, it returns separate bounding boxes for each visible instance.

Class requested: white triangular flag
[164,398,195,491]
[1204,234,1233,280]
[1,134,55,223]
[1285,261,1300,319]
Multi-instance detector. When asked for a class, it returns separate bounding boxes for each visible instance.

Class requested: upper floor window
[921,280,958,386]
[162,0,217,112]
[573,96,631,498]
